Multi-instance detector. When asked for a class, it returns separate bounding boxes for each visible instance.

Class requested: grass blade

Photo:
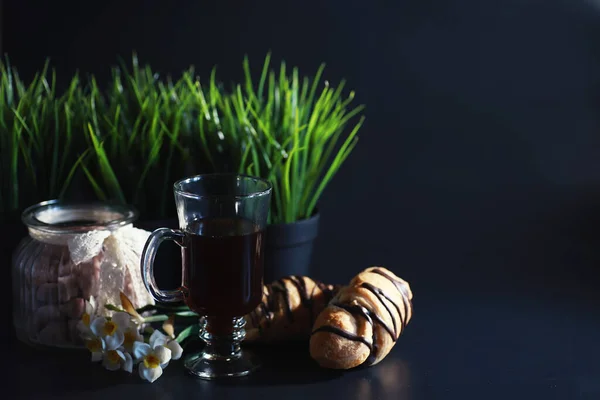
[87,123,125,203]
[59,149,90,199]
[306,117,364,216]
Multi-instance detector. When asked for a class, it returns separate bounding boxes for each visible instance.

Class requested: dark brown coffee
[182,217,264,318]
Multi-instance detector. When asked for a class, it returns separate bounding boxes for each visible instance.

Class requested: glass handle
[141,228,185,303]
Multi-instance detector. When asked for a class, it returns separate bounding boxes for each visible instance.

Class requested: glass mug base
[184,316,260,380]
[184,349,260,379]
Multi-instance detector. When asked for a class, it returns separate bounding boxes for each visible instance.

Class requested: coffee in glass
[141,174,272,379]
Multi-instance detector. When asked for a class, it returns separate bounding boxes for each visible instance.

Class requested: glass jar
[12,200,155,348]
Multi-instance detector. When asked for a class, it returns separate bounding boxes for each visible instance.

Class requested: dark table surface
[7,189,600,399]
[9,253,600,400]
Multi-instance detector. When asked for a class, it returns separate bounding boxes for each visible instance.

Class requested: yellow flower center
[143,354,160,369]
[82,313,90,327]
[123,330,137,349]
[85,338,102,353]
[103,321,118,336]
[106,350,121,365]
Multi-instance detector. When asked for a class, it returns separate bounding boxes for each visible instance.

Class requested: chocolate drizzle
[371,268,408,297]
[292,276,313,323]
[271,279,294,321]
[247,277,339,337]
[334,303,379,365]
[311,268,412,366]
[371,267,413,328]
[268,276,311,323]
[359,282,398,339]
[311,325,371,348]
[312,302,379,365]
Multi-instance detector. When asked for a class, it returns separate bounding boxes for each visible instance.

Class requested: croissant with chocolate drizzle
[309,267,413,369]
[244,276,340,342]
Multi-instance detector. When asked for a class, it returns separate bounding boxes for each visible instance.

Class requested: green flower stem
[175,323,200,344]
[105,304,127,313]
[136,304,191,313]
[173,311,199,317]
[143,315,169,323]
[143,311,198,323]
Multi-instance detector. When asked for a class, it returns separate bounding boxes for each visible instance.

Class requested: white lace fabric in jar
[66,225,155,315]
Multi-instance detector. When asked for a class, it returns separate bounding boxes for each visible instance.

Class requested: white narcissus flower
[101,343,133,373]
[116,312,144,353]
[84,336,103,362]
[133,341,172,383]
[122,325,144,354]
[149,330,183,363]
[77,297,97,337]
[90,312,131,350]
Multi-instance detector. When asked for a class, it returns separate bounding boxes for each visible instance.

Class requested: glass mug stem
[198,316,245,360]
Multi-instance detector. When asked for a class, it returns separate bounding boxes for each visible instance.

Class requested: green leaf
[257,52,271,100]
[87,123,125,203]
[81,164,107,201]
[282,145,305,223]
[136,304,191,313]
[50,104,60,195]
[306,117,364,215]
[133,129,164,205]
[105,304,127,313]
[59,150,90,199]
[175,323,200,344]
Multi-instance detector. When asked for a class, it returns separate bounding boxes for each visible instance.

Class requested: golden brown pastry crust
[244,276,339,342]
[309,267,413,369]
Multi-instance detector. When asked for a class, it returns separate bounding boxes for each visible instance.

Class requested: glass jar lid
[22,200,138,235]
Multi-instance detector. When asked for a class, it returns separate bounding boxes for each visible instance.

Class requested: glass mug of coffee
[141,174,272,379]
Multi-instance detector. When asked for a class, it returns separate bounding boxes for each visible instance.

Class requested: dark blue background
[7,0,600,290]
[4,1,600,398]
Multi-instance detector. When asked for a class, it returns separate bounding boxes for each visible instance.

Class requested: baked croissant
[244,276,339,342]
[309,267,413,369]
